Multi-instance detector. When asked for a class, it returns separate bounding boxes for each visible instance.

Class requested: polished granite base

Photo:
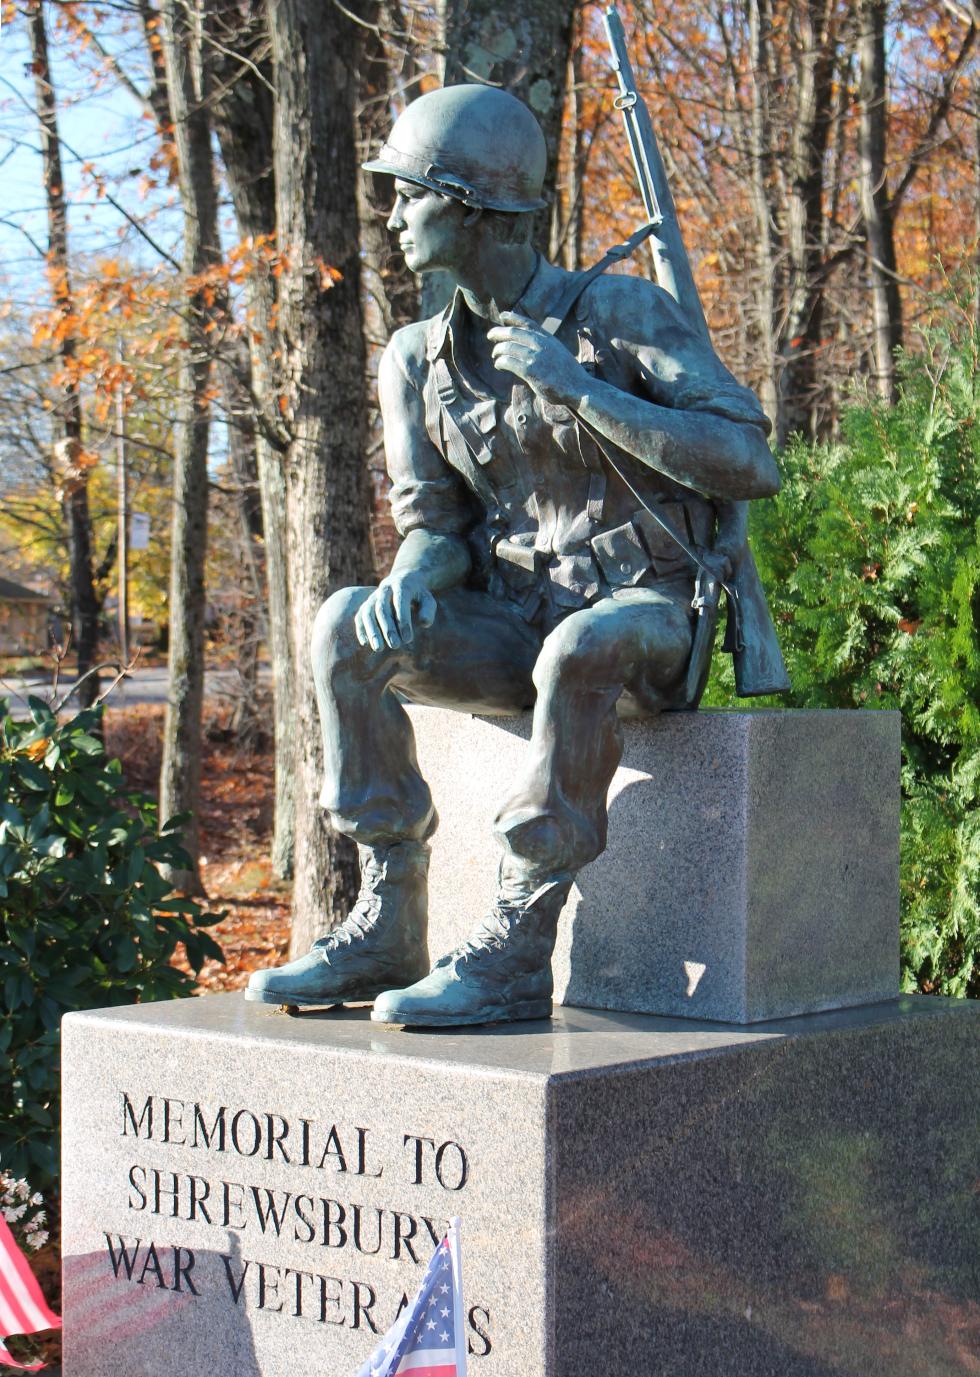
[61,993,979,1377]
[409,707,900,1023]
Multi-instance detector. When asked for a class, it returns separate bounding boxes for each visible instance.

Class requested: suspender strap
[423,359,498,512]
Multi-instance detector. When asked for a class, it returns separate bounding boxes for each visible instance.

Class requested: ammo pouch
[589,504,696,589]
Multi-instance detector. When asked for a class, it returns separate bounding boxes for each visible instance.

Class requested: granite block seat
[409,707,900,1024]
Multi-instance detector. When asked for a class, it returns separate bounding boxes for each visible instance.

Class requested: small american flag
[0,1216,60,1370]
[354,1217,467,1377]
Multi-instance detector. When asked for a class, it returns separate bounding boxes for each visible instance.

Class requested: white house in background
[0,574,52,655]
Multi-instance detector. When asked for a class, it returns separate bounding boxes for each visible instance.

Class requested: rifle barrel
[603,5,711,343]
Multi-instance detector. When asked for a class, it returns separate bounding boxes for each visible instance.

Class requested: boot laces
[452,875,569,967]
[316,850,389,950]
[456,903,522,965]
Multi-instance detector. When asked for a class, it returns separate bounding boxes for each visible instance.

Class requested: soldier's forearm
[391,528,472,590]
[573,380,780,501]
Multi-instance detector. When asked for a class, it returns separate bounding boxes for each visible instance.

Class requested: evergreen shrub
[708,323,980,997]
[0,697,223,1188]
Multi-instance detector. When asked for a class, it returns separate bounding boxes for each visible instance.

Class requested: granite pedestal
[61,993,979,1377]
[410,708,899,1023]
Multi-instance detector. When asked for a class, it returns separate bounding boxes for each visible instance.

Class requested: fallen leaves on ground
[104,703,291,991]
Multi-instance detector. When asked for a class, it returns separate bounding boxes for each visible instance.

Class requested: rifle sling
[536,253,742,642]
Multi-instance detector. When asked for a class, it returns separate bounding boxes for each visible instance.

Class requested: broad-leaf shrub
[0,698,224,1187]
[708,323,980,997]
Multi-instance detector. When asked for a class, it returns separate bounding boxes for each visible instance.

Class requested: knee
[532,613,611,693]
[310,586,372,676]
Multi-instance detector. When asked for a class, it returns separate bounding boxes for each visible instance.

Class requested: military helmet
[362,85,547,214]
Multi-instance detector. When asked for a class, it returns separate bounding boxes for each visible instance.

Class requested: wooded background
[1,0,978,992]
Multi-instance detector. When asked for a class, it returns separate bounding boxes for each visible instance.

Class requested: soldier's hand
[354,571,437,652]
[487,312,591,407]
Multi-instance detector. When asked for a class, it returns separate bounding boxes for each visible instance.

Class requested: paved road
[0,665,270,716]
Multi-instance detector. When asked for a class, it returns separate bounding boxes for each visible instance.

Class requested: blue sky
[0,8,183,315]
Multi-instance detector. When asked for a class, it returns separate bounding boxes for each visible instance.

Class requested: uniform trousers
[312,580,694,878]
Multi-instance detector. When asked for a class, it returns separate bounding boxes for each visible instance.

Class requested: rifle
[600,6,790,699]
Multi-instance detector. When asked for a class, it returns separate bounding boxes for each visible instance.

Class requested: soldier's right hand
[354,572,438,652]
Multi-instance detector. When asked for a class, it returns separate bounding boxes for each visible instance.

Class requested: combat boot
[245,840,429,1007]
[371,867,573,1027]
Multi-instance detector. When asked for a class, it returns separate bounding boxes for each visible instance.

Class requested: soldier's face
[388,178,470,274]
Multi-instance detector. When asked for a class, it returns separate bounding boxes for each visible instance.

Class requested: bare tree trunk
[557,21,587,273]
[358,0,420,338]
[222,342,266,747]
[206,0,297,879]
[158,0,222,890]
[779,0,838,445]
[858,0,902,404]
[747,0,780,430]
[441,0,575,255]
[267,0,374,956]
[27,0,100,707]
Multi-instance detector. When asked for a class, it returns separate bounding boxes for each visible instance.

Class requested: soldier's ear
[461,206,484,229]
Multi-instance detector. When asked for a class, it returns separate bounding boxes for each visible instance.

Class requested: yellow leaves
[21,738,51,764]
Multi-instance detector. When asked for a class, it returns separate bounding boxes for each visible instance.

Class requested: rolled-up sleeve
[379,335,475,537]
[598,278,772,434]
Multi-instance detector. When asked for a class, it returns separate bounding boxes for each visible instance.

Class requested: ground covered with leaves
[103,703,292,993]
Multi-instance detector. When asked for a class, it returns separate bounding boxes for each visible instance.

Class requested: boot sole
[370,998,553,1028]
[243,984,404,1010]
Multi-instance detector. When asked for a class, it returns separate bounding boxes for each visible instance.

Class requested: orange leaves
[51,437,100,495]
[314,257,343,292]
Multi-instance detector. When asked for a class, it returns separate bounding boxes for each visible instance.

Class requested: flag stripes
[0,1216,60,1371]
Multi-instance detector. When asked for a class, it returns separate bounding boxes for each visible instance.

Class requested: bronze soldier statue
[246,81,785,1027]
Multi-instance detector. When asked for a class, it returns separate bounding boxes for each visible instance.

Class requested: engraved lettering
[191,1104,227,1152]
[435,1141,468,1191]
[318,1275,346,1325]
[230,1110,262,1157]
[355,1127,383,1178]
[162,1097,186,1145]
[138,1241,166,1288]
[127,1165,147,1211]
[392,1212,418,1263]
[172,1246,198,1295]
[120,1092,153,1139]
[187,1175,212,1224]
[468,1306,491,1355]
[104,1234,141,1279]
[249,1186,292,1237]
[222,1179,246,1229]
[221,1255,250,1304]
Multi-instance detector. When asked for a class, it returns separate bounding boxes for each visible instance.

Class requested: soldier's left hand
[487,312,592,408]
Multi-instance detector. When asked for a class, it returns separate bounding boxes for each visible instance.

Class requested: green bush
[0,698,224,1188]
[708,322,980,997]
